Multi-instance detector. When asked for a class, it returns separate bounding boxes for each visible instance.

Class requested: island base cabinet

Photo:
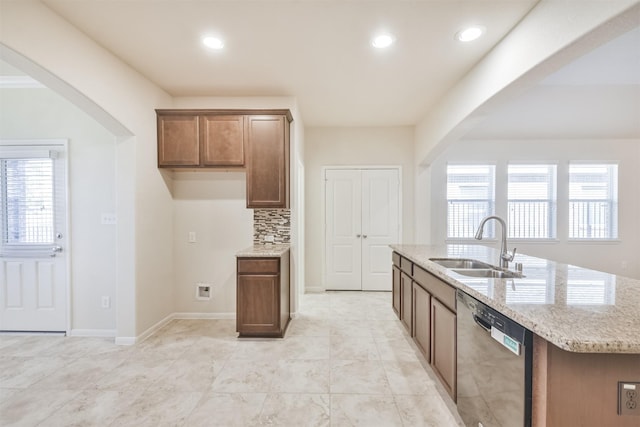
[532,335,640,427]
[236,255,290,338]
[431,298,456,400]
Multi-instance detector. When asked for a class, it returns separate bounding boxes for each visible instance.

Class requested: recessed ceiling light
[202,36,224,50]
[456,26,485,42]
[372,34,394,49]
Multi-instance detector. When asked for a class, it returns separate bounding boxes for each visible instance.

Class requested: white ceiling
[40,0,539,127]
[3,1,638,139]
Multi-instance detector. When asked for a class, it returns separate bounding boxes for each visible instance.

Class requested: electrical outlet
[101,296,111,309]
[618,382,640,416]
[188,231,196,243]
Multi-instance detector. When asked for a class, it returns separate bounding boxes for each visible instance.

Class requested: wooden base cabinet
[532,335,640,427]
[413,282,431,361]
[236,254,290,338]
[431,298,457,399]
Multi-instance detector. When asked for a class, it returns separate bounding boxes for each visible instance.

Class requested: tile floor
[0,291,463,426]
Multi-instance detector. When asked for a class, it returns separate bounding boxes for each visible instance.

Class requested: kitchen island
[391,244,640,427]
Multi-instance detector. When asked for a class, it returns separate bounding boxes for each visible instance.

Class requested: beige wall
[172,172,252,315]
[171,96,305,315]
[304,126,414,290]
[429,139,640,279]
[0,88,118,332]
[1,1,174,341]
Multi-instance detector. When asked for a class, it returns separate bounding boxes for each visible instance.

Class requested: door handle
[51,246,63,257]
[362,235,368,239]
[356,234,361,238]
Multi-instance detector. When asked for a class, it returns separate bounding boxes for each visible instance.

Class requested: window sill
[566,239,621,244]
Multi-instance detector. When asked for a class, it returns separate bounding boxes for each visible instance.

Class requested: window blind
[1,158,55,246]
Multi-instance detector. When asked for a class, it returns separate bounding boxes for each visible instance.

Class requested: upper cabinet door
[157,114,200,166]
[246,115,289,208]
[201,115,246,167]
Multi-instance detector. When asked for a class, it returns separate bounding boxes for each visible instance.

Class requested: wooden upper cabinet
[201,115,246,166]
[156,110,248,168]
[157,114,200,166]
[246,115,290,208]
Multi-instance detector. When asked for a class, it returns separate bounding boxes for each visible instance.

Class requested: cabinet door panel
[400,272,412,334]
[201,115,245,166]
[392,265,401,316]
[413,283,431,361]
[431,298,457,400]
[246,115,288,208]
[157,114,200,166]
[237,274,279,335]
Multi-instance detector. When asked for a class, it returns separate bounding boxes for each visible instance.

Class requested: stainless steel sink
[429,258,494,269]
[451,268,521,279]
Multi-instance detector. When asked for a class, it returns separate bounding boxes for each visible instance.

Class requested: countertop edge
[236,244,291,258]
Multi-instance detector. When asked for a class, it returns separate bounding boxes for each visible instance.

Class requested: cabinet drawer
[392,252,401,267]
[237,258,280,274]
[400,257,413,275]
[414,266,456,312]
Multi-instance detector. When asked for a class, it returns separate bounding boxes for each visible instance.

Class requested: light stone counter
[391,244,640,354]
[236,244,290,258]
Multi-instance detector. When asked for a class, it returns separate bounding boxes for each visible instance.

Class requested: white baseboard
[173,312,236,320]
[134,312,175,344]
[114,336,136,346]
[69,329,116,338]
[114,311,237,345]
[304,287,325,293]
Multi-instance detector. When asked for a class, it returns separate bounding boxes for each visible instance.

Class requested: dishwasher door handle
[473,315,492,333]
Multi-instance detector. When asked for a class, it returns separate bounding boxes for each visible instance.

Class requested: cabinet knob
[356,234,361,238]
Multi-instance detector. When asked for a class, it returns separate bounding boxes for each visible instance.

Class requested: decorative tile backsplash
[254,209,291,244]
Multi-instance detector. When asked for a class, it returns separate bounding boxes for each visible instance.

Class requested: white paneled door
[325,168,400,291]
[0,142,68,332]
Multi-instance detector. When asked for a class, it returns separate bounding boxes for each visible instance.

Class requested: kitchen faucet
[474,215,516,269]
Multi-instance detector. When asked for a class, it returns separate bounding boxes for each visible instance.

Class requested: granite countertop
[391,244,640,354]
[236,244,291,257]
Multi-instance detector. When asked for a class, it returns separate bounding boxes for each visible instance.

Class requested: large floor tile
[149,357,225,392]
[330,335,380,360]
[257,393,330,426]
[211,359,277,393]
[30,356,122,390]
[330,394,403,427]
[383,360,437,395]
[0,387,80,427]
[93,357,174,392]
[185,392,266,426]
[108,388,203,427]
[330,360,392,395]
[394,393,462,426]
[270,359,330,393]
[44,389,142,427]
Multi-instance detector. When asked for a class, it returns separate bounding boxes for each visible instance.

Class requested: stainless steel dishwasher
[456,290,533,427]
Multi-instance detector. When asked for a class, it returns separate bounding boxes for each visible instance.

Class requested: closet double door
[325,168,400,291]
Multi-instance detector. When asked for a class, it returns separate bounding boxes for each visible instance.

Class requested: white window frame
[507,163,557,240]
[568,163,618,241]
[446,164,496,240]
